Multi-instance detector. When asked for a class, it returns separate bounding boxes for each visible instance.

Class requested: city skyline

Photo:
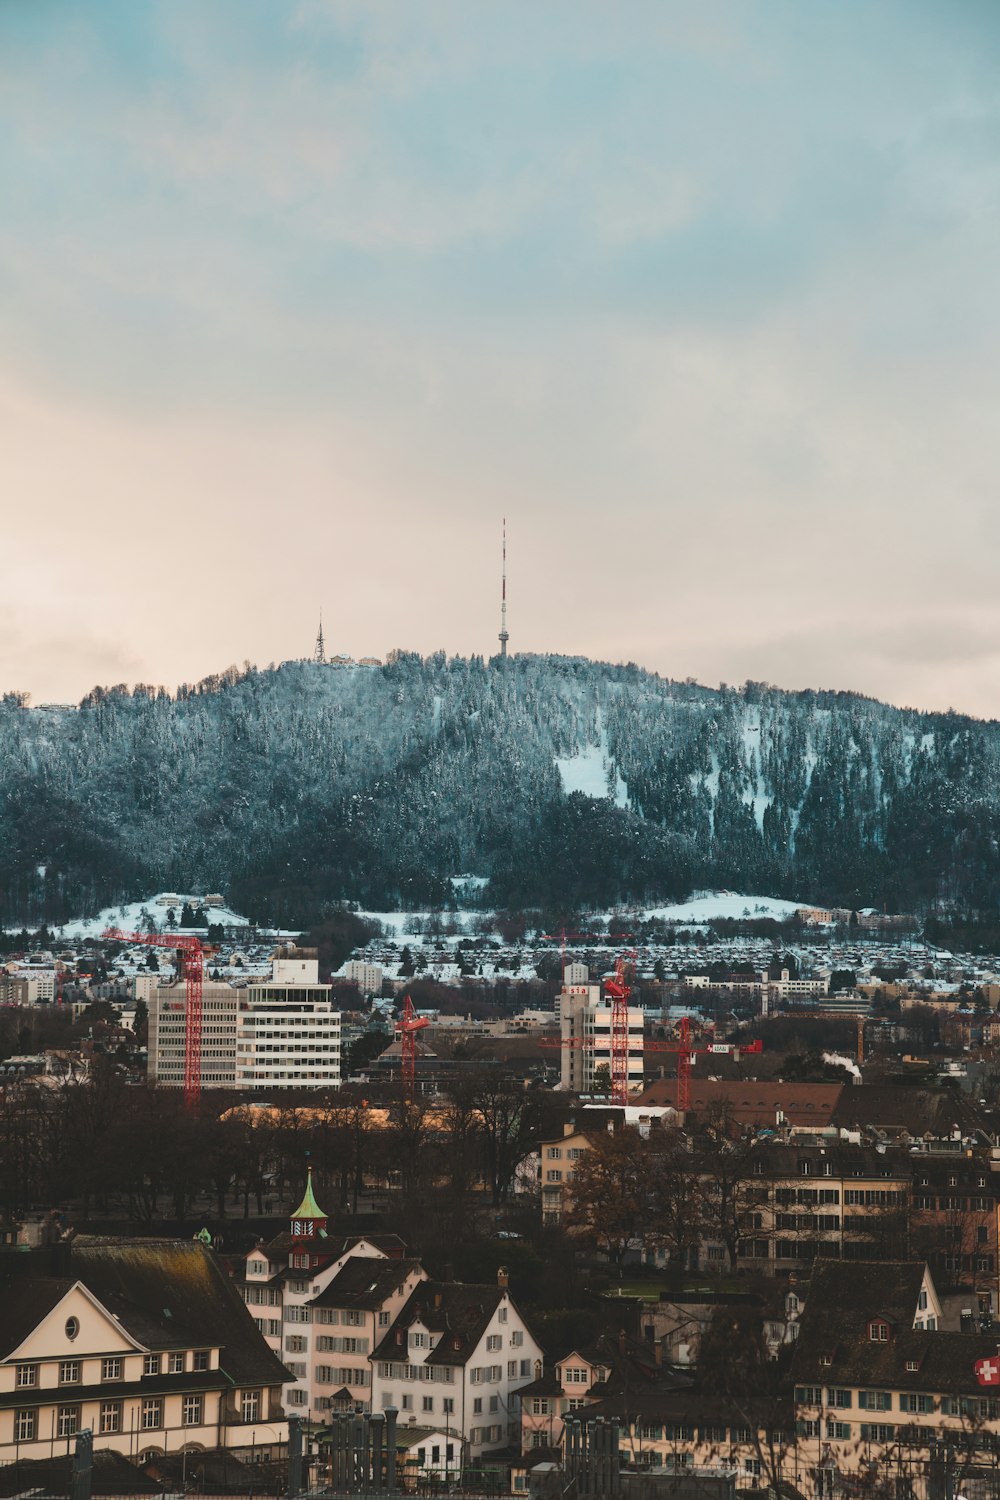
[4,3,1000,715]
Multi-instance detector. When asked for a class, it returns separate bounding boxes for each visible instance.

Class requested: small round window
[65,1316,80,1341]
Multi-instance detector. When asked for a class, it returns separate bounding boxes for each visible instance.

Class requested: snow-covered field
[54,894,257,940]
[639,892,805,924]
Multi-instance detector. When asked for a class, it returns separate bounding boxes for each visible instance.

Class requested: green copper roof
[292,1166,327,1221]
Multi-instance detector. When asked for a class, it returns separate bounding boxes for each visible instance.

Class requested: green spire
[292,1166,326,1223]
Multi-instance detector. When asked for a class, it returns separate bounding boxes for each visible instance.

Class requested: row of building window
[15,1352,208,1388]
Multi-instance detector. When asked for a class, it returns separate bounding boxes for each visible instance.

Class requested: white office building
[148,949,341,1090]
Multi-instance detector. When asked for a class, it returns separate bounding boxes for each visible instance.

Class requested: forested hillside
[2,653,998,927]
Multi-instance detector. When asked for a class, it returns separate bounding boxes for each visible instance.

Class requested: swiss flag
[975,1357,1000,1387]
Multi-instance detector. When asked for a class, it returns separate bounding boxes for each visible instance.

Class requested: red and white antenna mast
[498,517,509,658]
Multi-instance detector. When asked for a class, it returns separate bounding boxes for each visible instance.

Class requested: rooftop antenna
[314,610,326,664]
[498,518,509,659]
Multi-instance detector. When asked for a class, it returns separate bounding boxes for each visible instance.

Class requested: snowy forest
[2,652,999,928]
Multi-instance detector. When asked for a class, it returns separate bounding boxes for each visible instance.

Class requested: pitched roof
[373,1282,508,1366]
[636,1078,844,1126]
[830,1085,990,1139]
[310,1257,424,1310]
[791,1260,928,1382]
[1,1238,290,1388]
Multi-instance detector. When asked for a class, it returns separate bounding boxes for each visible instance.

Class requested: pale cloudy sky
[3,2,1000,714]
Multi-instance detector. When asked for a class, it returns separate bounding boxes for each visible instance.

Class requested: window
[827,1389,852,1409]
[520,1360,531,1377]
[859,1392,892,1412]
[15,1410,37,1442]
[565,1367,587,1384]
[826,1420,851,1440]
[241,1390,261,1424]
[487,1335,502,1351]
[795,1387,823,1405]
[443,1398,454,1414]
[287,1389,308,1405]
[499,1307,508,1324]
[401,1394,412,1411]
[511,1331,523,1347]
[546,1170,562,1183]
[379,1312,391,1327]
[57,1405,80,1439]
[474,1398,483,1414]
[143,1353,161,1376]
[489,1395,499,1413]
[423,1396,433,1412]
[65,1317,80,1340]
[142,1399,163,1430]
[59,1361,80,1385]
[15,1364,38,1388]
[860,1424,895,1443]
[168,1352,185,1374]
[100,1401,122,1434]
[193,1350,210,1371]
[899,1395,933,1414]
[532,1398,549,1415]
[102,1357,123,1382]
[183,1395,204,1426]
[870,1322,890,1343]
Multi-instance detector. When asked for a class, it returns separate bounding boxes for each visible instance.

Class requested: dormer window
[906,1360,919,1372]
[820,1354,833,1366]
[869,1321,890,1343]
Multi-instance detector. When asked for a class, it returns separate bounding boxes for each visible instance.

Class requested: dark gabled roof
[577,1386,788,1427]
[258,1230,407,1261]
[0,1449,158,1497]
[636,1079,844,1126]
[13,1238,291,1388]
[791,1260,928,1382]
[0,1275,74,1359]
[515,1374,562,1398]
[373,1282,508,1366]
[310,1257,423,1310]
[831,1086,990,1139]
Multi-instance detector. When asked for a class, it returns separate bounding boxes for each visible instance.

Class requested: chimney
[618,1329,626,1355]
[654,1340,663,1367]
[498,1266,509,1291]
[564,1120,576,1138]
[434,1289,443,1309]
[444,1263,454,1283]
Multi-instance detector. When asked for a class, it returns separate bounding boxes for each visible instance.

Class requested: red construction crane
[540,953,637,1106]
[540,929,635,984]
[646,1016,763,1111]
[104,929,204,1108]
[396,993,429,1101]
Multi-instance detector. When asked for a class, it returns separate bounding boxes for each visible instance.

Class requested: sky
[3,2,1000,717]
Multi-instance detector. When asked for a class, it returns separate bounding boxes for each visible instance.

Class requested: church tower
[289,1166,328,1267]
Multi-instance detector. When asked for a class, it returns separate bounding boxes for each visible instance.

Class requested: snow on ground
[555,709,629,808]
[55,893,257,940]
[639,892,806,924]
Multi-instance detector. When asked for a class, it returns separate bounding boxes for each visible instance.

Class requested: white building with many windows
[242,1173,421,1418]
[372,1270,543,1462]
[148,952,341,1090]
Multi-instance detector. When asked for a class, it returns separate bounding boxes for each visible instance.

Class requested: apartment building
[559,984,644,1096]
[148,951,341,1090]
[373,1271,543,1462]
[539,1123,599,1226]
[343,962,384,997]
[0,1238,288,1465]
[242,1172,416,1418]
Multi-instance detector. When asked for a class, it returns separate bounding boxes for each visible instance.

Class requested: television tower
[314,611,326,664]
[498,518,509,658]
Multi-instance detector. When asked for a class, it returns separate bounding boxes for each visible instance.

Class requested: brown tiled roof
[830,1085,990,1139]
[636,1079,844,1126]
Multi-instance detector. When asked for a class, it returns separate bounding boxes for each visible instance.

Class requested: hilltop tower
[314,611,326,664]
[498,518,509,658]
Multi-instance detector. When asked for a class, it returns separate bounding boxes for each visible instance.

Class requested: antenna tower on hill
[314,611,326,664]
[498,518,509,658]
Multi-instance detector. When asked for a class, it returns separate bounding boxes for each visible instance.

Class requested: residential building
[559,985,644,1096]
[343,962,384,997]
[372,1270,543,1462]
[241,1172,417,1418]
[0,1237,288,1465]
[539,1122,600,1226]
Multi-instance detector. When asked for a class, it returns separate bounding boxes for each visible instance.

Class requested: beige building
[0,1238,288,1465]
[558,985,643,1096]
